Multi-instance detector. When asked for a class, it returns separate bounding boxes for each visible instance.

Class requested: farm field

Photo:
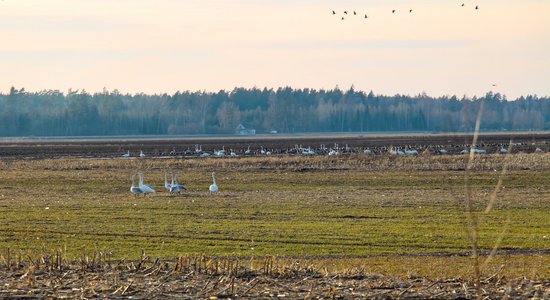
[0,131,548,158]
[0,148,549,298]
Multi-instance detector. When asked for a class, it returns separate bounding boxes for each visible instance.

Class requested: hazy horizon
[1,0,549,98]
[2,85,548,101]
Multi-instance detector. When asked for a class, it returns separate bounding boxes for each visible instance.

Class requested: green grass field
[0,154,549,279]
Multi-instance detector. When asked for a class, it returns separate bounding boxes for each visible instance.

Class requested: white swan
[130,174,143,196]
[170,173,186,193]
[404,148,418,155]
[164,171,172,191]
[302,147,315,155]
[473,148,486,154]
[139,150,146,158]
[215,146,226,157]
[195,144,203,154]
[209,172,218,193]
[390,147,405,155]
[122,150,130,158]
[138,172,155,194]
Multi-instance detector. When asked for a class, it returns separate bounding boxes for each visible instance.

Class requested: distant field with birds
[0,135,549,298]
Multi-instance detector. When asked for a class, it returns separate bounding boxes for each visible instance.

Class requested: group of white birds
[130,171,218,196]
[122,150,146,158]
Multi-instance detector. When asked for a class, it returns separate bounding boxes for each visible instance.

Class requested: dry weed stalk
[463,101,484,299]
[462,102,520,300]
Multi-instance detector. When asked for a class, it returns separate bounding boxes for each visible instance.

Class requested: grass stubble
[0,146,549,297]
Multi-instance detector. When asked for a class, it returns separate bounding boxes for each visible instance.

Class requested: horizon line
[2,85,548,100]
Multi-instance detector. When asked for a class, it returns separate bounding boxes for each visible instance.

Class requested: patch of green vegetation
[0,159,548,262]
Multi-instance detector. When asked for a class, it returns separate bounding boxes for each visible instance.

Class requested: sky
[0,0,549,98]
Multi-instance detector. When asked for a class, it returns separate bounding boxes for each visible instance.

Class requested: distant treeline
[0,87,548,136]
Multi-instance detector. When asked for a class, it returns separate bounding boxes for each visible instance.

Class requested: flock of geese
[130,171,218,196]
[334,2,479,20]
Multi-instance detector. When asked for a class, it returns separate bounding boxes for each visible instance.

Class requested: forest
[0,86,548,136]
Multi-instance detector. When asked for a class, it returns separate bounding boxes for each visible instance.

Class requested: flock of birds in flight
[334,3,479,20]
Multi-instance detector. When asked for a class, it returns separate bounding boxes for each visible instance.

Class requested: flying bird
[409,9,413,13]
[364,14,368,19]
[475,5,479,10]
[392,9,396,13]
[341,17,344,20]
[461,3,465,7]
[344,11,348,14]
[332,10,336,15]
[353,11,357,15]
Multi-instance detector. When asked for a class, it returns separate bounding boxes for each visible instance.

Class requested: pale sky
[1,0,549,98]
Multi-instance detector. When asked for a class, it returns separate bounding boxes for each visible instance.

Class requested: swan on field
[195,144,203,154]
[215,146,225,157]
[164,171,172,191]
[404,148,418,155]
[130,174,143,196]
[390,147,405,155]
[209,172,218,193]
[170,173,186,193]
[138,172,155,194]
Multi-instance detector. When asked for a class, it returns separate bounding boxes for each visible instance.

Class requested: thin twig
[121,279,134,295]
